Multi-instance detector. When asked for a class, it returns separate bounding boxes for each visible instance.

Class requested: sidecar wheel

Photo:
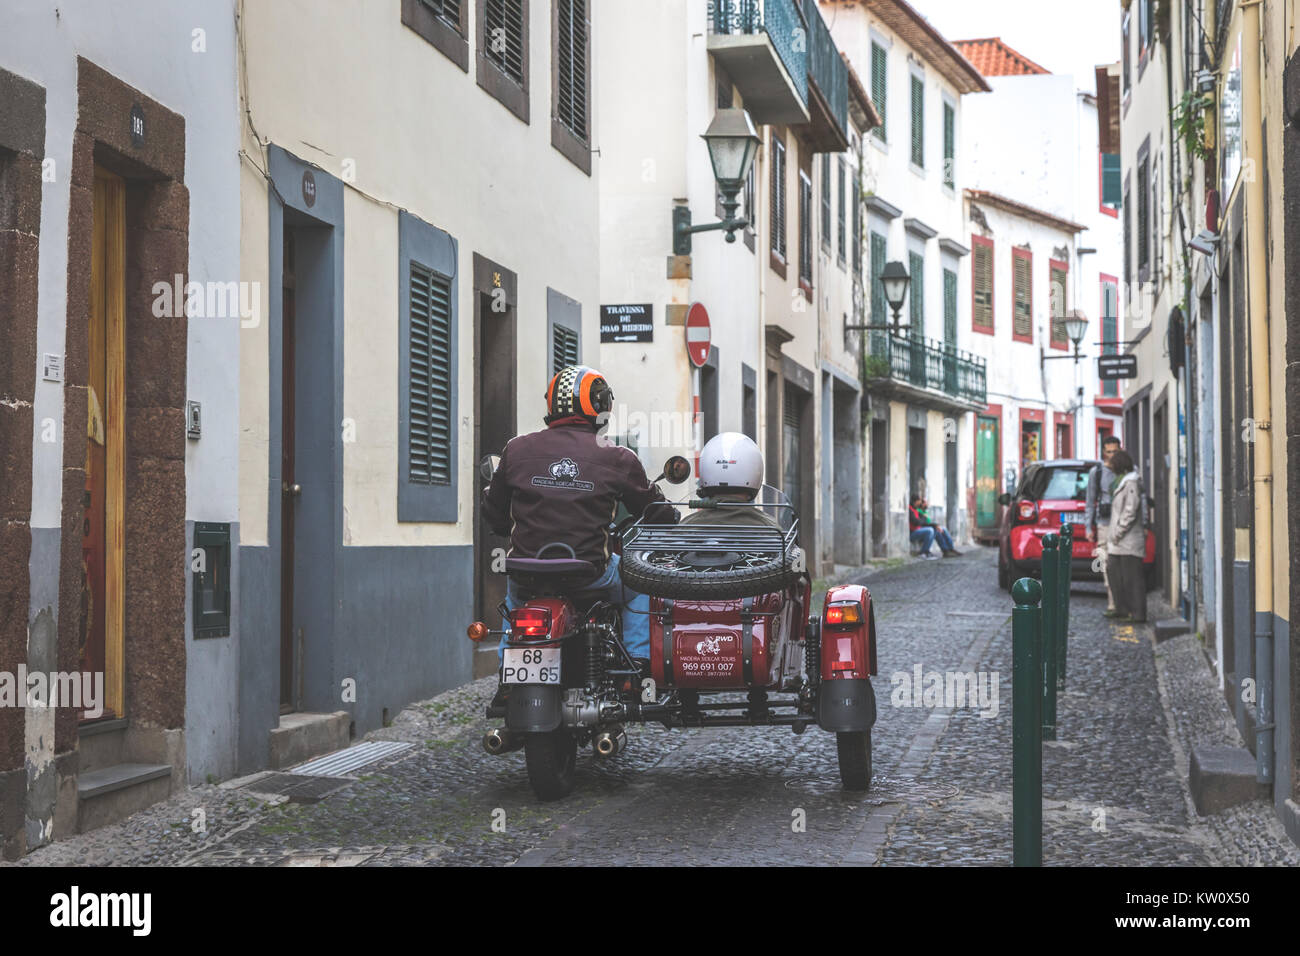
[836,730,872,791]
[524,728,577,800]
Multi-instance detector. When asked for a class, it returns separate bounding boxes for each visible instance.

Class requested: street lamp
[844,259,911,336]
[1041,309,1090,367]
[672,108,760,254]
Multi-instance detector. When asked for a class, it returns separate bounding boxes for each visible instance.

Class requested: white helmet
[698,432,764,499]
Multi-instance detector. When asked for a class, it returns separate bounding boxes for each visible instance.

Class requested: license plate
[501,647,561,684]
[1062,512,1087,524]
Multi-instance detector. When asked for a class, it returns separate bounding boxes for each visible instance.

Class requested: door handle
[282,481,301,498]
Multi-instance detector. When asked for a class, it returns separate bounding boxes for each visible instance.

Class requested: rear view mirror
[662,455,692,485]
[479,454,500,482]
[997,492,1012,506]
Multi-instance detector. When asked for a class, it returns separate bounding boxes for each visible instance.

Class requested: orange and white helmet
[545,365,614,425]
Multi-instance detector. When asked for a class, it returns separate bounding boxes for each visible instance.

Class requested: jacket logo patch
[531,457,595,491]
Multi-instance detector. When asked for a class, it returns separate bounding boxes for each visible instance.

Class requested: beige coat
[1107,472,1146,557]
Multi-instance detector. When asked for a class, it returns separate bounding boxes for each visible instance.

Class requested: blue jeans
[910,527,936,554]
[499,552,650,662]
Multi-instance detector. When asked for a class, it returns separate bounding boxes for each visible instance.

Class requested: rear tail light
[510,607,552,639]
[830,660,856,672]
[1015,500,1037,524]
[824,601,863,627]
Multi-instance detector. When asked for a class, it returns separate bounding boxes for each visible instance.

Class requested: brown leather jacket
[482,417,678,567]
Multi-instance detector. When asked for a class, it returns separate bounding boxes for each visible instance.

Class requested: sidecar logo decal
[531,457,594,491]
[694,634,735,655]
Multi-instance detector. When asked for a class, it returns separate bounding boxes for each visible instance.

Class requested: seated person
[909,495,961,558]
[681,432,782,531]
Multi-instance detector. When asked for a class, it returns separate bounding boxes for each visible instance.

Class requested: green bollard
[1040,533,1059,742]
[1058,522,1073,690]
[1012,577,1043,867]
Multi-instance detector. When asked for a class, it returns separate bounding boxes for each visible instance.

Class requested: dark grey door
[871,418,887,556]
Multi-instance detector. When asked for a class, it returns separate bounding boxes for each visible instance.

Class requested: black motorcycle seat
[504,557,599,577]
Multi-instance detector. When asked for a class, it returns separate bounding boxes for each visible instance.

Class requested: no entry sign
[685,302,711,368]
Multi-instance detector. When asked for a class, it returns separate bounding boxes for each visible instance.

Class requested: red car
[996,458,1156,593]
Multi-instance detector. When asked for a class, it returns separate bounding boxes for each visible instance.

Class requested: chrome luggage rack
[623,500,800,567]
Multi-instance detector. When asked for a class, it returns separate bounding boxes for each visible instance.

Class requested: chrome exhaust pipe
[483,728,524,755]
[593,725,627,758]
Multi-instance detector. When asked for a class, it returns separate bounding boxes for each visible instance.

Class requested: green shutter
[821,154,831,247]
[909,250,924,338]
[910,75,924,167]
[943,268,957,346]
[409,262,454,486]
[871,42,886,142]
[484,0,525,84]
[943,102,955,188]
[870,232,886,354]
[837,158,846,263]
[1101,153,1121,205]
[1102,282,1118,397]
[851,178,861,274]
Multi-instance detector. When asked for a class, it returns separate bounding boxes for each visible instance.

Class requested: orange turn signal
[824,601,862,626]
[467,621,490,642]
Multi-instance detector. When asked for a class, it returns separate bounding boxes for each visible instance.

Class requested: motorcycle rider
[682,432,782,530]
[482,365,678,666]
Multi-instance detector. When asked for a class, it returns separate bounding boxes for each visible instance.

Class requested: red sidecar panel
[648,588,804,690]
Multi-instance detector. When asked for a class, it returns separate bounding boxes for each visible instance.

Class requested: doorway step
[76,718,175,832]
[268,711,351,770]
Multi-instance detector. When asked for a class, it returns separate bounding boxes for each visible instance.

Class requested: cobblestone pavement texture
[8,547,1297,866]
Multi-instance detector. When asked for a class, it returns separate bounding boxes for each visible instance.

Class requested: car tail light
[510,607,552,639]
[1015,499,1037,524]
[824,601,862,627]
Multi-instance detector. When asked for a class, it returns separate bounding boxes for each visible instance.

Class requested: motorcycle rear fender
[505,684,563,732]
[820,584,877,679]
[817,678,877,732]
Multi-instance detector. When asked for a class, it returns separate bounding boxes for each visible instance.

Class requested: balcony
[707,0,810,125]
[862,333,987,412]
[801,0,849,152]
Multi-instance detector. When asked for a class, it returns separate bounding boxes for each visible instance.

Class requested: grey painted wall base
[237,542,474,774]
[24,525,60,851]
[186,519,241,783]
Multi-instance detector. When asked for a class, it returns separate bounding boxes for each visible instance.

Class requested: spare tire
[619,546,805,600]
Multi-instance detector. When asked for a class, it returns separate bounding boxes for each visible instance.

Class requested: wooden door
[82,168,126,720]
[474,289,516,628]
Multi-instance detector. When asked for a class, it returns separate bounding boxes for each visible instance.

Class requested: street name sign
[1098,354,1138,380]
[600,304,653,343]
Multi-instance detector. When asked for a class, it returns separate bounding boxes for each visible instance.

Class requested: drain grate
[288,740,412,777]
[239,773,355,804]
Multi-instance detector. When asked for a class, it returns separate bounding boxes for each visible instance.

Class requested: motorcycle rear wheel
[524,728,577,800]
[836,730,872,791]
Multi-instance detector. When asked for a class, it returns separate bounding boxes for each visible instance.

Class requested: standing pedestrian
[1104,450,1147,624]
[1086,436,1121,616]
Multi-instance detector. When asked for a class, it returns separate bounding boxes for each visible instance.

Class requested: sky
[900,0,1123,95]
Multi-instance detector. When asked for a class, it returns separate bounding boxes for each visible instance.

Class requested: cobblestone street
[11,547,1297,867]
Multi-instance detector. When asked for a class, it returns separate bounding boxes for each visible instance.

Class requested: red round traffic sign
[685,302,711,368]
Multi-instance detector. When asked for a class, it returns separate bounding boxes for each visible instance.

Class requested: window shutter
[871,42,887,141]
[910,75,924,167]
[973,241,993,330]
[1123,185,1132,285]
[909,250,924,338]
[821,154,831,247]
[851,179,862,275]
[1101,153,1122,204]
[943,268,957,346]
[1013,251,1032,339]
[942,101,954,188]
[552,323,580,376]
[484,0,525,84]
[770,136,786,258]
[1050,263,1068,346]
[408,262,453,486]
[421,0,462,32]
[837,158,846,263]
[799,174,813,283]
[870,232,887,354]
[1136,159,1149,271]
[556,0,587,140]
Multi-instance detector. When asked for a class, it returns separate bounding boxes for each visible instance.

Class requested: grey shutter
[484,0,525,84]
[557,0,588,140]
[837,158,846,263]
[770,136,786,258]
[943,268,957,345]
[909,250,924,338]
[552,324,580,375]
[942,101,955,187]
[409,262,453,486]
[421,0,462,32]
[851,175,861,274]
[910,75,924,167]
[870,232,886,355]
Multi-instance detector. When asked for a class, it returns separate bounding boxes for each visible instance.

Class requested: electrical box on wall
[193,522,231,638]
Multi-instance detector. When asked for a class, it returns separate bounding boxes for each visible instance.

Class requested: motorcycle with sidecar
[467,455,878,800]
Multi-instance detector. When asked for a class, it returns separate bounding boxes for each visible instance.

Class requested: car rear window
[1023,466,1091,501]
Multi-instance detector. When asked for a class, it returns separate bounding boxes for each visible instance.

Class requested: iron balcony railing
[707,0,809,103]
[863,333,988,407]
[802,0,848,141]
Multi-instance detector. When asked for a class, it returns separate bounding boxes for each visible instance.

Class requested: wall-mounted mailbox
[193,522,231,638]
